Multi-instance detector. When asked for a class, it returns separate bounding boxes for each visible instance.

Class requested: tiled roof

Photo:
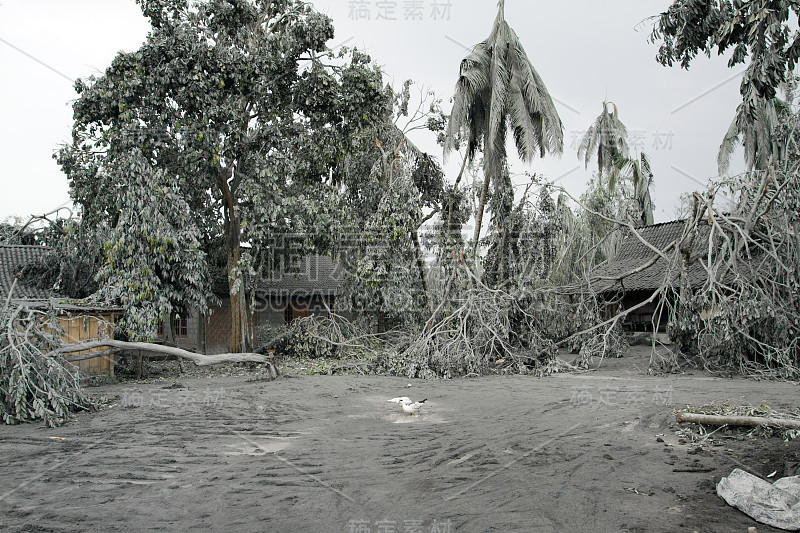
[589,220,711,293]
[0,245,56,300]
[256,255,342,296]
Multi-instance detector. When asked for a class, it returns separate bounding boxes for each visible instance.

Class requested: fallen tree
[675,411,800,430]
[52,340,278,379]
[1,293,96,427]
[1,291,280,427]
[555,152,800,378]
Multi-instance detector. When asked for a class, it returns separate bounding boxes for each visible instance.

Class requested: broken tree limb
[50,340,278,379]
[675,411,800,430]
[63,348,119,362]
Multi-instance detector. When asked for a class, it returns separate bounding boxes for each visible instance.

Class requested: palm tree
[578,101,629,191]
[718,97,787,175]
[579,101,654,227]
[615,152,655,226]
[445,0,563,258]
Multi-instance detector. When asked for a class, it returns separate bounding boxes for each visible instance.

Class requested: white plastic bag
[717,468,800,531]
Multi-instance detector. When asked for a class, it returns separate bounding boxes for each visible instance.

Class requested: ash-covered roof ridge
[589,220,712,292]
[0,244,55,301]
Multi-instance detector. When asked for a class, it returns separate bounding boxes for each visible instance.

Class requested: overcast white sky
[0,1,746,224]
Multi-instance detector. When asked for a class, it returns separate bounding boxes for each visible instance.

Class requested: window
[156,316,188,337]
[173,315,189,337]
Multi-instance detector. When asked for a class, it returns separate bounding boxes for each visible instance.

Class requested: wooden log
[675,411,800,430]
[51,340,278,379]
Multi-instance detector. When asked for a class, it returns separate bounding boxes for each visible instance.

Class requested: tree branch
[51,340,278,377]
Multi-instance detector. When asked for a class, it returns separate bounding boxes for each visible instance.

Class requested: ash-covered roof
[589,220,711,293]
[0,245,121,313]
[0,245,55,300]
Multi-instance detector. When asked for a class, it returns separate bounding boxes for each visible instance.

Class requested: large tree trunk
[226,213,253,353]
[676,411,800,430]
[164,312,176,345]
[219,168,253,354]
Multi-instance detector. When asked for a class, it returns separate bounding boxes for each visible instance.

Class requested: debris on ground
[716,468,800,531]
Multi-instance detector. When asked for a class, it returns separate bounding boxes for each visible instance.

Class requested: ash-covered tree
[578,101,629,188]
[94,149,214,340]
[480,163,513,287]
[579,100,654,228]
[18,219,106,300]
[0,217,42,246]
[482,176,559,288]
[332,81,446,327]
[444,0,564,260]
[650,0,800,172]
[662,79,800,375]
[59,0,387,351]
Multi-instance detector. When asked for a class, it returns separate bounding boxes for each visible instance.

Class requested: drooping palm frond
[717,112,741,176]
[718,96,788,174]
[578,101,629,184]
[507,32,564,160]
[444,43,491,164]
[449,9,564,167]
[444,1,563,256]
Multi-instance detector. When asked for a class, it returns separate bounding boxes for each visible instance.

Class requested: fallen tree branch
[2,293,96,427]
[51,340,278,378]
[675,411,800,430]
[63,348,120,362]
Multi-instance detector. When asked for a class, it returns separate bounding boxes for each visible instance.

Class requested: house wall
[181,310,202,352]
[57,312,117,375]
[309,296,333,315]
[600,290,669,333]
[254,294,335,323]
[205,297,233,355]
[151,310,203,352]
[202,294,345,354]
[253,296,284,350]
[257,295,286,329]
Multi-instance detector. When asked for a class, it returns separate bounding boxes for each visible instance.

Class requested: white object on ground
[716,468,800,531]
[388,397,411,404]
[401,399,427,415]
